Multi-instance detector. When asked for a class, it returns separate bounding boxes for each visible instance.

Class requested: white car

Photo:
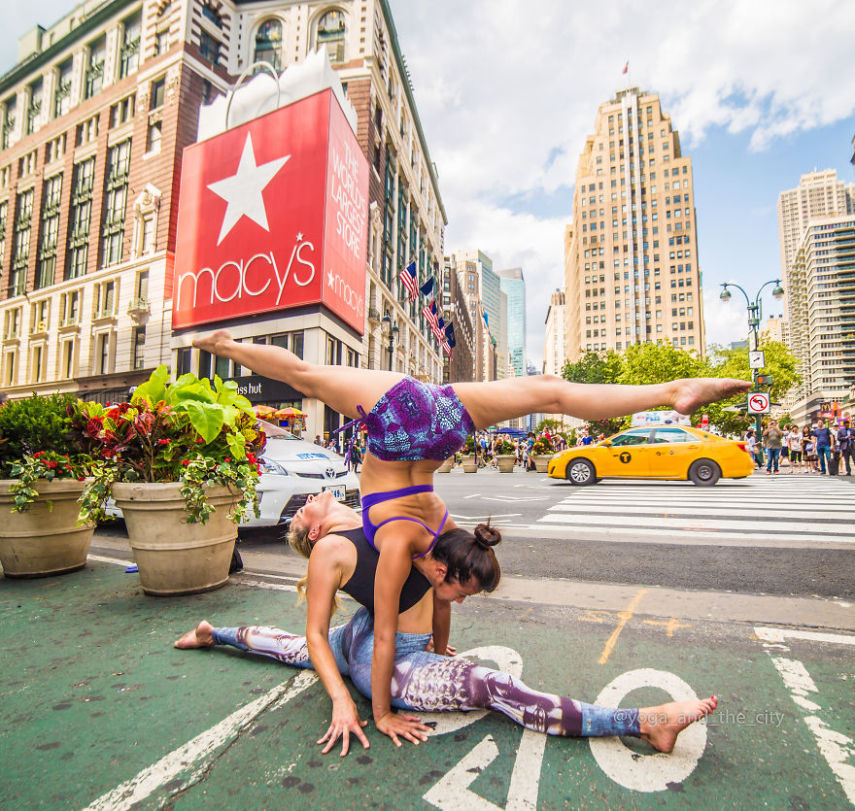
[241,422,361,530]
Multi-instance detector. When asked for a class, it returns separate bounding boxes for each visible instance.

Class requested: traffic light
[756,374,773,387]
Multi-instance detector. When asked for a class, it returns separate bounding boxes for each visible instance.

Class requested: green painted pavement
[1,560,853,809]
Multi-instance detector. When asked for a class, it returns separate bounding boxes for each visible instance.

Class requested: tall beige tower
[777,169,855,277]
[564,88,705,361]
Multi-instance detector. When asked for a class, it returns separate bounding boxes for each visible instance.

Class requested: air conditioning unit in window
[36,321,47,333]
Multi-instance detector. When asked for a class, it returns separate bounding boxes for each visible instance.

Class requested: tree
[616,342,708,386]
[704,341,802,436]
[535,418,562,433]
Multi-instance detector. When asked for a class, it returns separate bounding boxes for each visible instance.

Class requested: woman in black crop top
[176,497,717,758]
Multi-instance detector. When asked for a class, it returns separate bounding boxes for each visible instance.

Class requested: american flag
[398,260,418,302]
[423,299,440,330]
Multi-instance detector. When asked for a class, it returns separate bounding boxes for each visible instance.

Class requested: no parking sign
[747,392,770,414]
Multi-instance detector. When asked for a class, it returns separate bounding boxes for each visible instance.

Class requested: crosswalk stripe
[536,474,854,545]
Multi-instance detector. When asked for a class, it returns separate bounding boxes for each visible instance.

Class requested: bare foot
[638,695,717,753]
[672,378,752,415]
[174,620,215,649]
[192,330,233,355]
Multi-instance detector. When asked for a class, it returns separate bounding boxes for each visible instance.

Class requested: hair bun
[473,523,502,549]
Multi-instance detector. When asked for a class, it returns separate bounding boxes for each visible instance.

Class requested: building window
[95,281,116,318]
[10,189,34,297]
[140,215,156,254]
[202,4,223,27]
[155,28,170,56]
[110,94,135,128]
[37,173,62,289]
[26,78,42,135]
[254,19,282,71]
[120,10,141,78]
[132,326,146,369]
[1,94,16,150]
[316,9,346,63]
[95,332,112,375]
[61,338,75,378]
[76,115,99,146]
[31,345,44,382]
[176,347,191,375]
[150,77,165,110]
[60,290,80,325]
[53,59,73,119]
[0,200,6,270]
[146,120,162,154]
[199,30,221,65]
[67,157,95,279]
[85,36,106,99]
[101,140,131,267]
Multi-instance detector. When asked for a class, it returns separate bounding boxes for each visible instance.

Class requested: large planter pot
[532,455,551,473]
[437,457,454,473]
[0,479,94,578]
[496,454,516,473]
[461,455,478,473]
[113,481,239,597]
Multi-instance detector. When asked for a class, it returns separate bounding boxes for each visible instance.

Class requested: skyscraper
[777,170,855,279]
[564,88,705,361]
[498,267,526,377]
[543,289,566,376]
[785,215,855,422]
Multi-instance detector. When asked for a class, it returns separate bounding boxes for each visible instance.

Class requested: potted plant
[530,436,554,473]
[0,393,97,578]
[494,437,517,473]
[75,366,265,596]
[461,435,478,473]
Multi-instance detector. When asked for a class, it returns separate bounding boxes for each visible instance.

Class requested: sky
[4,0,855,367]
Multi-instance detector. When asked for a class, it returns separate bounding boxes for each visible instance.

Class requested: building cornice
[0,0,133,94]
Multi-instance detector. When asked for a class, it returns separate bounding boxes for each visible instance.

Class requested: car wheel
[688,458,721,486]
[566,458,597,485]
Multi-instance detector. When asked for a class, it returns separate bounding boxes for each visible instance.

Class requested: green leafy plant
[494,438,516,455]
[74,366,266,525]
[532,437,554,455]
[0,394,97,512]
[463,435,475,454]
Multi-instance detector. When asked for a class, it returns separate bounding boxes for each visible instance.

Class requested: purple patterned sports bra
[361,484,448,556]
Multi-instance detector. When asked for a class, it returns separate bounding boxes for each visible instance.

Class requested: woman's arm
[371,531,432,747]
[431,597,452,656]
[305,541,370,757]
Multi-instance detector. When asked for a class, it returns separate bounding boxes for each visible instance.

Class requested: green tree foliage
[616,343,708,385]
[562,351,626,435]
[535,417,562,433]
[704,341,801,436]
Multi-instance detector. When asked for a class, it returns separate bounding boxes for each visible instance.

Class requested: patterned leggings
[211,607,640,738]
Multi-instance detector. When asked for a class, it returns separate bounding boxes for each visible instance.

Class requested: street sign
[747,392,770,414]
[749,350,765,369]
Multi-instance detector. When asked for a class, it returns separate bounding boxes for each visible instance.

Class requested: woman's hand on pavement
[317,697,370,757]
[374,712,431,747]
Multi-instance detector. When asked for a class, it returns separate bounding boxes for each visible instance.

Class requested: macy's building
[0,0,447,438]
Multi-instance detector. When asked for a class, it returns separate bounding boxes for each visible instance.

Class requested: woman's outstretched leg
[175,620,347,672]
[193,330,403,420]
[454,375,752,431]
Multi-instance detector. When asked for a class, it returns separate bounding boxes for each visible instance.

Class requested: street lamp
[720,279,785,453]
[381,311,399,371]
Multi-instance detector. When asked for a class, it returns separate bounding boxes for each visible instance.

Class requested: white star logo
[327,269,336,287]
[207,133,290,245]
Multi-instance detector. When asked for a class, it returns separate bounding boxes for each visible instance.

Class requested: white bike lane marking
[82,671,319,811]
[755,626,855,806]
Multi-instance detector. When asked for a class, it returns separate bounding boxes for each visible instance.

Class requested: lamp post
[720,279,785,457]
[381,312,399,371]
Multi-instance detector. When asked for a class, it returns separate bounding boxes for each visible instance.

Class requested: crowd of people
[744,416,854,476]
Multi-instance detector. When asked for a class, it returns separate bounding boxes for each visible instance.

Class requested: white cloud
[391,0,855,365]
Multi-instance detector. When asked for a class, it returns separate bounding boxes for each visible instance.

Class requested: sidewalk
[2,552,854,809]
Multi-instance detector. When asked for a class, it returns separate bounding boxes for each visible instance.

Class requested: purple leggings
[211,608,640,739]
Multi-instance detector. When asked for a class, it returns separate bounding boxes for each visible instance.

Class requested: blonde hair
[287,522,340,616]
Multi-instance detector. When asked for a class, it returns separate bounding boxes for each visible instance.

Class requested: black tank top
[336,527,431,614]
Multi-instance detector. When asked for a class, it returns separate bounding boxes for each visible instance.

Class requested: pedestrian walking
[812,419,833,475]
[837,419,854,476]
[787,425,803,474]
[802,425,818,473]
[763,419,783,474]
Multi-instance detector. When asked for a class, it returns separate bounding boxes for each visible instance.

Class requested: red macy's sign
[172,89,369,333]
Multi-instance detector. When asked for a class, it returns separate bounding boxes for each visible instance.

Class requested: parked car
[547,425,754,486]
[241,422,360,529]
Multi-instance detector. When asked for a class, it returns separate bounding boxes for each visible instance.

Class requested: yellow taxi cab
[547,425,754,486]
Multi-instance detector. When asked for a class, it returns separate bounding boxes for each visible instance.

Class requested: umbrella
[274,407,305,420]
[253,405,277,417]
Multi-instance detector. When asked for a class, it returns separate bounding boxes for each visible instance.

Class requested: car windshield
[257,420,299,439]
[652,428,693,444]
[610,430,652,446]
